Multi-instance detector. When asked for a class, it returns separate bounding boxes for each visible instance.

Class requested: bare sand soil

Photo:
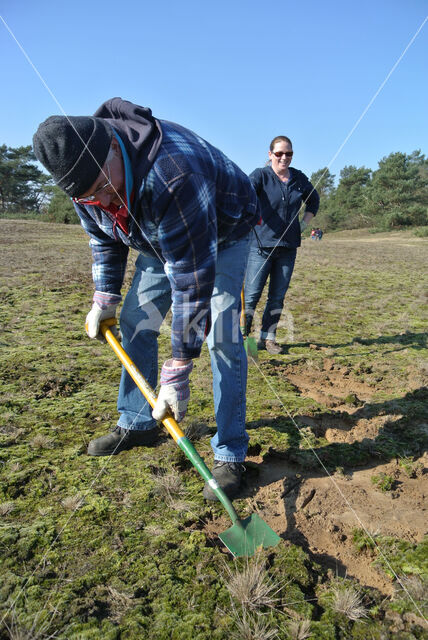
[242,357,426,595]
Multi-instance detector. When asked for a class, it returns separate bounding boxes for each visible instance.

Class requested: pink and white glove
[85,291,121,341]
[152,359,194,422]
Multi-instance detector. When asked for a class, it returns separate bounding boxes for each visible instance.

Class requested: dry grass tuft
[223,553,283,612]
[151,470,195,513]
[144,523,166,537]
[29,434,54,449]
[152,469,185,498]
[286,619,312,640]
[61,494,86,511]
[2,605,61,640]
[0,501,15,516]
[107,586,134,623]
[331,585,368,620]
[230,605,278,640]
[396,575,428,603]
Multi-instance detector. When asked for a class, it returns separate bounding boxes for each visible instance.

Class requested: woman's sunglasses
[271,151,293,158]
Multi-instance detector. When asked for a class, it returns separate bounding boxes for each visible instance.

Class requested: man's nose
[98,192,112,207]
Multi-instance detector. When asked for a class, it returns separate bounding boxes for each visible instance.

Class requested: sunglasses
[271,151,293,158]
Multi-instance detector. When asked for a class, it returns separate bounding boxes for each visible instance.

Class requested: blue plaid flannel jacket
[74,120,259,359]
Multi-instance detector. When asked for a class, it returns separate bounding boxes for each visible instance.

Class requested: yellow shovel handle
[96,319,243,527]
[240,287,246,333]
[98,318,185,443]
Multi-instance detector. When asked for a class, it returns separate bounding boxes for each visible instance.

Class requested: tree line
[0,144,78,223]
[310,150,427,230]
[1,143,427,230]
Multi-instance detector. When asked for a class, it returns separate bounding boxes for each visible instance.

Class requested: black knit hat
[33,115,113,198]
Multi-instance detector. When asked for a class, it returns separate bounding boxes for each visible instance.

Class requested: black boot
[87,426,160,456]
[203,461,245,500]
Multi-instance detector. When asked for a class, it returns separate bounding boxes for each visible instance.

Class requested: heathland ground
[0,221,427,638]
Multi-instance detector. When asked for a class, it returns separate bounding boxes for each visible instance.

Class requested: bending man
[33,97,259,500]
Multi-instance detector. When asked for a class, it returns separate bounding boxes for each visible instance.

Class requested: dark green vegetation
[0,146,50,215]
[311,150,428,231]
[0,221,427,638]
[0,145,77,223]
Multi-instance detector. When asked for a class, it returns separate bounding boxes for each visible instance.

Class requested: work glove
[152,359,194,422]
[85,292,120,341]
[300,219,308,232]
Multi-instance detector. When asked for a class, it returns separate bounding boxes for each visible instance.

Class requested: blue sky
[1,0,427,182]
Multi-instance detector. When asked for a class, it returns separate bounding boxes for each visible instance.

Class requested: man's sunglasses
[271,151,293,158]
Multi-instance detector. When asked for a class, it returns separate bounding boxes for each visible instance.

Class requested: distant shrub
[45,187,79,224]
[0,210,41,220]
[413,226,428,237]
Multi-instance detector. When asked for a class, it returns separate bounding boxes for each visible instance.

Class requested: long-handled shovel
[240,288,258,363]
[98,318,280,557]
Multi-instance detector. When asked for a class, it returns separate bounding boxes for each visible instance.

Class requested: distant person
[311,228,317,240]
[33,97,259,501]
[244,136,319,354]
[317,228,323,240]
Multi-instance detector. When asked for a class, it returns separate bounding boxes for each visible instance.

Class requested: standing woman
[244,136,319,354]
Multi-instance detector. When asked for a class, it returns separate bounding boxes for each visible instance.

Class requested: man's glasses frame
[74,150,114,204]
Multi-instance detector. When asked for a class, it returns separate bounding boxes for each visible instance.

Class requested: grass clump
[222,553,283,612]
[286,619,312,639]
[229,606,279,640]
[398,455,423,478]
[370,472,395,492]
[330,584,368,621]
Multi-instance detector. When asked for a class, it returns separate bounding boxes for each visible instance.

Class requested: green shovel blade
[244,336,258,363]
[219,514,281,557]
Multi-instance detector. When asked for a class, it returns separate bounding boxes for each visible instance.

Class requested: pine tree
[0,145,51,212]
[324,165,371,230]
[46,186,80,224]
[365,151,427,228]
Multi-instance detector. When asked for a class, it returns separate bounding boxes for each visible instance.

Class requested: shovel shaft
[99,319,241,525]
[240,288,246,335]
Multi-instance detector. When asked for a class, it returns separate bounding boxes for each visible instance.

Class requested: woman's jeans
[244,246,297,341]
[117,234,251,462]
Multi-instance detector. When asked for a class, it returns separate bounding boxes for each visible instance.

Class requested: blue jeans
[244,246,297,340]
[117,233,251,462]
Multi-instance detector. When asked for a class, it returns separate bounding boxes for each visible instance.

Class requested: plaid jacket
[74,120,259,358]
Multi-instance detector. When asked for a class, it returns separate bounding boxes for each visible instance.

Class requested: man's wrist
[171,359,192,367]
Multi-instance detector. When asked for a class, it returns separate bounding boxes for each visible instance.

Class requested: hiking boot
[266,339,282,354]
[257,339,282,354]
[203,461,245,501]
[87,426,160,456]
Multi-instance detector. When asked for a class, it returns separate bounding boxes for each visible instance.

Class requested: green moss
[375,537,428,580]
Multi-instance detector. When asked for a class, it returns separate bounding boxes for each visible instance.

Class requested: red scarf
[101,200,130,235]
[82,190,134,236]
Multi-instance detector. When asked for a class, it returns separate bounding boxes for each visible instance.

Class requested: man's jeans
[244,246,297,340]
[117,233,251,462]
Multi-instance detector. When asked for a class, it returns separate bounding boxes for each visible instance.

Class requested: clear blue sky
[1,1,427,182]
